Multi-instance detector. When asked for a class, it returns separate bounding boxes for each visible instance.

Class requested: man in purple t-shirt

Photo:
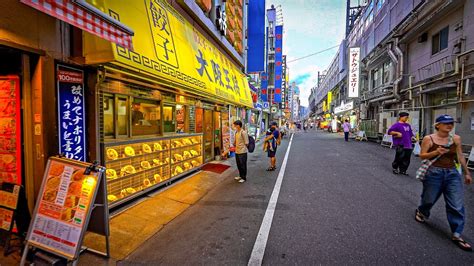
[388,112,415,175]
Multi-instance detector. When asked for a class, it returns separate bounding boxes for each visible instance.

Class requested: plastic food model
[171,158,175,164]
[106,148,119,160]
[140,161,152,169]
[183,151,191,159]
[174,154,183,162]
[183,138,192,145]
[174,166,184,176]
[143,178,152,187]
[153,143,162,151]
[190,150,199,156]
[191,138,199,144]
[124,146,135,157]
[121,165,136,176]
[142,144,152,153]
[173,140,183,147]
[154,174,161,182]
[153,159,161,166]
[165,158,170,164]
[106,169,117,179]
[184,162,191,170]
[107,195,118,202]
[191,160,200,167]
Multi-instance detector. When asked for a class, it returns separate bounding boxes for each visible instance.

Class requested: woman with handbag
[416,114,473,251]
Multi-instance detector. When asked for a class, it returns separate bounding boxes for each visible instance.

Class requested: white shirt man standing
[233,120,249,183]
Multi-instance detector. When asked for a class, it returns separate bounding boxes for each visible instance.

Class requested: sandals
[415,209,425,223]
[452,238,473,252]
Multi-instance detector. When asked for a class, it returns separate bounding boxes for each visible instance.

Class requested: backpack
[247,135,256,153]
[240,130,255,153]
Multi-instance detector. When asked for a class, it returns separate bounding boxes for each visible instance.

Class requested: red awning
[20,0,134,50]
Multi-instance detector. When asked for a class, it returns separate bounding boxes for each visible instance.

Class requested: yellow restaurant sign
[83,0,253,108]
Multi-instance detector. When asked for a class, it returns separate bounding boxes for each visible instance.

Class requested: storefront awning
[20,0,134,50]
[82,0,253,108]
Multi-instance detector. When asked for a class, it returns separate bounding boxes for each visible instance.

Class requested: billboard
[261,72,268,102]
[274,25,283,103]
[348,47,360,98]
[247,0,266,72]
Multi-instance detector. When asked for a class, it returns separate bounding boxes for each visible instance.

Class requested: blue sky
[266,0,347,106]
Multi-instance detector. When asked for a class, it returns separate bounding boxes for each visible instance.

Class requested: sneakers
[238,179,246,183]
[399,171,409,176]
[392,169,399,174]
[234,176,241,180]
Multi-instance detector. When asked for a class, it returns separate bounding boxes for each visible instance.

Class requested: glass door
[203,109,213,162]
[213,112,222,157]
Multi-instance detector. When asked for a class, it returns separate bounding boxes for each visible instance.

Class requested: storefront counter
[103,133,203,208]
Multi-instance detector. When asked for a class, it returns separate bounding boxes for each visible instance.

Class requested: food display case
[103,134,203,207]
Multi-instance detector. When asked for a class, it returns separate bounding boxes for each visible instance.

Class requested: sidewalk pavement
[0,160,239,265]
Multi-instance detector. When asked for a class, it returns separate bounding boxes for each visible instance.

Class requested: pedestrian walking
[342,119,351,142]
[264,121,280,171]
[388,112,415,175]
[415,114,472,251]
[232,120,249,183]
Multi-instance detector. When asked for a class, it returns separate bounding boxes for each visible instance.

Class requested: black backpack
[247,135,256,153]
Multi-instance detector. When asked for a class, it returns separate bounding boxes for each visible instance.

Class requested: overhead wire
[287,45,340,63]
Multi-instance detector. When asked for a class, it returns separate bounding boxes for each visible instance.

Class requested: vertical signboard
[0,76,21,185]
[274,25,283,103]
[247,0,266,72]
[348,47,360,98]
[57,65,87,161]
[261,72,268,102]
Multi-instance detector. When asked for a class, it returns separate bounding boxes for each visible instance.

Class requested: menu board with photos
[0,183,20,231]
[26,158,101,259]
[0,76,21,185]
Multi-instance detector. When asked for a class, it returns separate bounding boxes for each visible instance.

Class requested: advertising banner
[274,25,283,103]
[0,76,21,185]
[247,0,266,72]
[26,158,101,260]
[261,72,268,102]
[57,65,87,162]
[348,47,360,98]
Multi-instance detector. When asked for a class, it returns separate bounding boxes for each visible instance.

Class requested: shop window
[131,98,161,136]
[195,108,203,133]
[117,97,128,136]
[103,95,115,137]
[176,105,187,133]
[163,105,175,133]
[432,26,449,55]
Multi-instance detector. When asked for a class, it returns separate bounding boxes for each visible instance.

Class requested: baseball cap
[399,112,409,117]
[435,114,455,124]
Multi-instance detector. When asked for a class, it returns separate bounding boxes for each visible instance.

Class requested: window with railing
[432,26,449,55]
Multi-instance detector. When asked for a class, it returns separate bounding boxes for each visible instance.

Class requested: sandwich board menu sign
[22,157,104,262]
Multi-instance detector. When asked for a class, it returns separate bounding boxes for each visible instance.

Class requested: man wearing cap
[388,112,416,175]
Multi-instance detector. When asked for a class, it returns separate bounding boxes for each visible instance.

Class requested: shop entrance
[213,112,222,159]
[203,109,213,162]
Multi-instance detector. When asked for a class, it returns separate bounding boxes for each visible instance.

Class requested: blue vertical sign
[57,65,87,161]
[260,72,268,102]
[274,25,283,103]
[247,0,266,72]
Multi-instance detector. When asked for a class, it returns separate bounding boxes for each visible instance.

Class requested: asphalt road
[119,131,474,265]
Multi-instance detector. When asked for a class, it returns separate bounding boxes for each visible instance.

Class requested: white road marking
[248,133,294,266]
